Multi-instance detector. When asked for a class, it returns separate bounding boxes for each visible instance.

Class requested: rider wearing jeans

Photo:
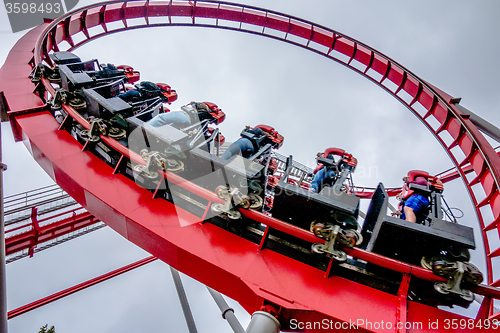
[220,127,266,160]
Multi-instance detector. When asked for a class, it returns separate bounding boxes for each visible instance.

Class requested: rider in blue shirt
[401,194,429,223]
[398,176,430,223]
[309,152,336,193]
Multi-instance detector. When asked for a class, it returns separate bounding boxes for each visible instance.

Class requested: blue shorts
[402,194,429,220]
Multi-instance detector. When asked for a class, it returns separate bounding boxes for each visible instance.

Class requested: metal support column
[206,287,245,333]
[170,267,198,333]
[245,311,280,333]
[454,103,500,143]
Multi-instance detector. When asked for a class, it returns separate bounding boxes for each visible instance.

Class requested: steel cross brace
[7,256,157,319]
[396,274,411,333]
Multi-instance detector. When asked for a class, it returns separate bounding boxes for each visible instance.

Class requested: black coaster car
[271,156,360,231]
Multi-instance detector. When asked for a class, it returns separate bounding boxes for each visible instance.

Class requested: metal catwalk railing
[4,185,103,263]
[6,222,106,263]
[4,184,76,226]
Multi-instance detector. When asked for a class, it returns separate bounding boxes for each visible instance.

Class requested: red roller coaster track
[1,1,500,332]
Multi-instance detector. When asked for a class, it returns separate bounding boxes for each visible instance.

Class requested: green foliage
[38,324,55,333]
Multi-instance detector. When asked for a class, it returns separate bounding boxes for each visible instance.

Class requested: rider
[309,148,357,193]
[220,125,283,160]
[309,151,337,193]
[118,81,176,104]
[147,101,225,129]
[395,172,430,223]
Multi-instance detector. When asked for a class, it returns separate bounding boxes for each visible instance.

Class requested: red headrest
[313,147,357,174]
[116,65,133,73]
[407,170,429,182]
[155,83,171,93]
[116,65,140,83]
[323,147,345,157]
[407,170,443,191]
[154,83,177,104]
[202,102,225,125]
[324,147,357,167]
[254,124,284,149]
[400,170,435,200]
[255,124,276,135]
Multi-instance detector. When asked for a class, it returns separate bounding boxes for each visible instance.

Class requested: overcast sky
[2,0,500,332]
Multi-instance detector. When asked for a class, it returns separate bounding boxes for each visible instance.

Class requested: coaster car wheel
[232,192,248,208]
[80,130,100,142]
[132,164,159,179]
[164,159,184,173]
[459,289,474,302]
[239,179,248,189]
[108,127,127,140]
[431,260,451,276]
[420,256,434,271]
[344,229,363,247]
[143,171,159,179]
[215,186,229,200]
[463,262,483,285]
[339,234,356,248]
[248,194,263,210]
[434,282,474,302]
[431,260,483,285]
[434,281,450,295]
[47,72,61,83]
[227,210,242,220]
[331,250,348,262]
[310,221,328,239]
[68,97,87,109]
[211,203,224,214]
[311,243,347,262]
[238,196,251,209]
[311,243,325,254]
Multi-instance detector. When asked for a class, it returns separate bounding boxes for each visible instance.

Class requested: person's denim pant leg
[310,168,336,193]
[221,138,254,160]
[148,111,191,129]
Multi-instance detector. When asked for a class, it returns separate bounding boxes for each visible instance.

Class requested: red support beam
[7,256,157,319]
[396,274,411,333]
[475,297,492,320]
